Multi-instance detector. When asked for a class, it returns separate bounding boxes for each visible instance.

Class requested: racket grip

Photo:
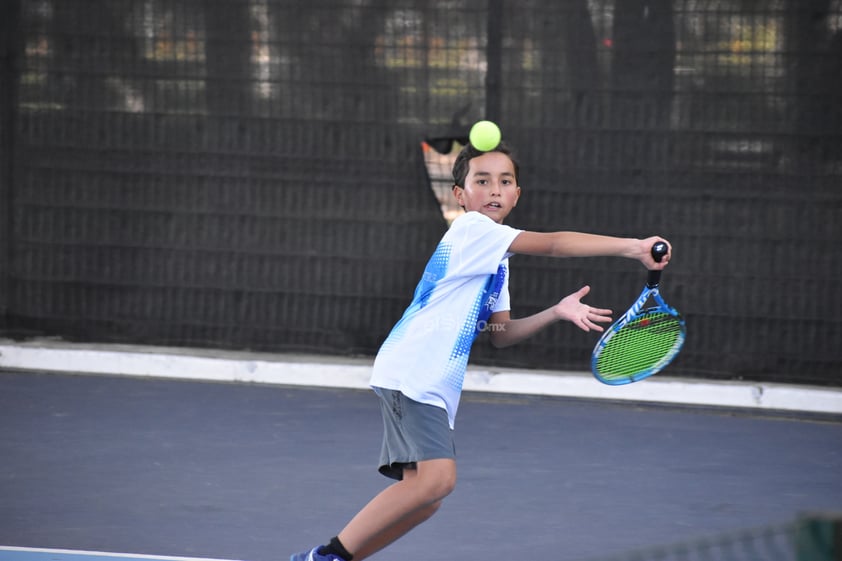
[647,242,668,288]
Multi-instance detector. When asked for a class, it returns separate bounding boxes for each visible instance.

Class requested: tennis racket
[591,242,685,385]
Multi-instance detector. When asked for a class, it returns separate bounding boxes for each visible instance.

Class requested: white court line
[0,546,240,561]
[0,340,840,416]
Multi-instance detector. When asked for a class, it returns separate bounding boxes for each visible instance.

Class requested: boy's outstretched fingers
[557,285,613,332]
[583,305,614,332]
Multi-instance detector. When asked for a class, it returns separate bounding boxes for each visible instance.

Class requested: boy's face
[452,151,521,224]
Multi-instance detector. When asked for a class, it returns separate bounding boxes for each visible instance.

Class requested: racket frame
[591,251,686,385]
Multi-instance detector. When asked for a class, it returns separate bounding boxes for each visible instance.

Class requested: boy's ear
[452,184,465,206]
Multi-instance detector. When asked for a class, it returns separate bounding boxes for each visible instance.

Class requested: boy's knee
[413,460,456,501]
[423,476,455,503]
[416,460,456,500]
[433,472,456,499]
[442,469,457,496]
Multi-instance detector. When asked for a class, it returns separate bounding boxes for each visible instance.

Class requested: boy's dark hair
[452,141,519,188]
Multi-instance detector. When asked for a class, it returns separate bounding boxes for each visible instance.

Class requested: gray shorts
[376,388,456,481]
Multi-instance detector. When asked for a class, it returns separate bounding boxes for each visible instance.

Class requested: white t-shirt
[370,211,523,427]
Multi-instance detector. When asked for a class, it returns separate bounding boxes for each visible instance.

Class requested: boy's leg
[349,499,441,560]
[337,458,456,561]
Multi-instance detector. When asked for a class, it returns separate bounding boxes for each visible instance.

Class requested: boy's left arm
[487,285,612,348]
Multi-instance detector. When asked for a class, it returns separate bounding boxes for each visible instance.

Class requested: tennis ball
[469,120,501,152]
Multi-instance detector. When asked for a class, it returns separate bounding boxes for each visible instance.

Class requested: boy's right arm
[509,231,671,269]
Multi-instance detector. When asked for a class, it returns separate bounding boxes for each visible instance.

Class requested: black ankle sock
[317,536,353,561]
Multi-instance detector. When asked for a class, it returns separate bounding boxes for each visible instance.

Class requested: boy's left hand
[555,285,613,332]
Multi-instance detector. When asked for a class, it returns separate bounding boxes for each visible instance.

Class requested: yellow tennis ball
[469,120,501,152]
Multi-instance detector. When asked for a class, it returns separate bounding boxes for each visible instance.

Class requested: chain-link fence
[1,0,840,385]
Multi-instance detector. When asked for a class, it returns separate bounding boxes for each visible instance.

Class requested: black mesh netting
[1,0,840,385]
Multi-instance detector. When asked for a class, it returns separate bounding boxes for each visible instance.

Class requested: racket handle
[647,242,668,288]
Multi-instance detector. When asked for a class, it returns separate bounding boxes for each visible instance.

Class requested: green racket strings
[595,311,684,381]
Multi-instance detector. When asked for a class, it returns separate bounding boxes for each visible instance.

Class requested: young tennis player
[291,141,671,561]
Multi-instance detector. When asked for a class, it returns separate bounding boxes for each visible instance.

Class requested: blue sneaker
[289,547,343,561]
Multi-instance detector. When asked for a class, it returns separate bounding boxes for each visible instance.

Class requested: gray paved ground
[1,370,840,561]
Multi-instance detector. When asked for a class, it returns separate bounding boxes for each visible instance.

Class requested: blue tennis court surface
[0,548,239,561]
[2,369,840,561]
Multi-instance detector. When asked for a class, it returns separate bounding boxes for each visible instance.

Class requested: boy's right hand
[636,237,672,269]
